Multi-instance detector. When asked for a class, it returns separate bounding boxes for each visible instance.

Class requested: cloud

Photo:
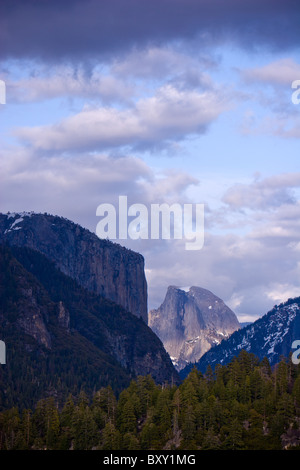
[0,145,199,231]
[124,170,300,318]
[266,283,300,304]
[8,65,136,104]
[15,84,230,152]
[136,170,199,204]
[240,112,300,139]
[5,46,217,107]
[1,0,299,63]
[2,143,300,322]
[242,58,300,87]
[1,0,300,326]
[0,147,148,224]
[142,226,300,320]
[236,58,300,138]
[112,46,215,89]
[222,173,300,211]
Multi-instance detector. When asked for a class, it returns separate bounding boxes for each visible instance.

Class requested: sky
[1,0,300,322]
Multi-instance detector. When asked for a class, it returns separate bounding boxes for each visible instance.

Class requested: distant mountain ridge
[0,212,147,322]
[181,296,300,378]
[149,285,240,371]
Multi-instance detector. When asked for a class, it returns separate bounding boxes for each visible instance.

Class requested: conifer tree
[292,374,300,409]
[20,409,32,449]
[101,421,121,450]
[201,426,222,450]
[224,417,244,450]
[72,405,98,450]
[117,399,137,435]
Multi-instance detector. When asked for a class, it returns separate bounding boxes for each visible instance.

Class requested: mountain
[240,322,252,328]
[148,285,240,371]
[0,212,147,322]
[181,296,300,378]
[0,244,179,411]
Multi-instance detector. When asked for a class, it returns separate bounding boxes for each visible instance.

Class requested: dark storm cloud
[1,0,299,62]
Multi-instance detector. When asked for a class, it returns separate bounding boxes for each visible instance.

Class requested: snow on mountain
[180,297,300,377]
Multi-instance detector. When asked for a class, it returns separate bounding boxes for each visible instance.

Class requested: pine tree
[92,386,117,428]
[250,368,263,401]
[152,389,172,442]
[101,421,121,450]
[292,374,300,409]
[224,417,244,450]
[136,375,158,415]
[60,394,75,428]
[240,374,251,404]
[204,365,214,392]
[117,399,137,435]
[181,404,196,441]
[243,409,266,450]
[201,426,222,450]
[122,432,140,450]
[46,405,60,450]
[140,420,159,450]
[72,405,99,450]
[275,359,289,397]
[33,398,60,449]
[0,407,21,450]
[20,409,32,449]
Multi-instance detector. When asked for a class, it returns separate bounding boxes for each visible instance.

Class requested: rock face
[181,297,300,377]
[149,285,240,371]
[0,244,179,410]
[0,212,147,322]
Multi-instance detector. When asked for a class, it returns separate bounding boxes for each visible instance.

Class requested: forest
[1,350,300,451]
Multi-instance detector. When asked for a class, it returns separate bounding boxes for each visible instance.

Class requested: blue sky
[1,0,300,322]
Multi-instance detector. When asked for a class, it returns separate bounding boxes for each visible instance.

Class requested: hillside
[181,297,300,378]
[0,244,179,411]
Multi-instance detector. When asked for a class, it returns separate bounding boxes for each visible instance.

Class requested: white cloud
[266,284,300,304]
[112,46,215,89]
[226,292,244,310]
[8,65,136,104]
[242,58,300,86]
[222,173,300,211]
[14,84,230,152]
[0,145,199,231]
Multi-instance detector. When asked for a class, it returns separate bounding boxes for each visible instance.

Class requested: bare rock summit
[149,285,240,370]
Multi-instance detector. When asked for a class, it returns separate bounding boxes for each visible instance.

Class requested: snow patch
[4,212,34,234]
[10,217,24,229]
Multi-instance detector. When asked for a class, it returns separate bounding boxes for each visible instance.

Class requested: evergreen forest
[1,350,300,451]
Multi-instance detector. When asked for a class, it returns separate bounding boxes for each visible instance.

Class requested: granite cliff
[0,244,179,410]
[0,212,147,322]
[149,285,240,371]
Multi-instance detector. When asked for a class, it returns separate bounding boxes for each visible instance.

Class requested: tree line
[1,350,300,450]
